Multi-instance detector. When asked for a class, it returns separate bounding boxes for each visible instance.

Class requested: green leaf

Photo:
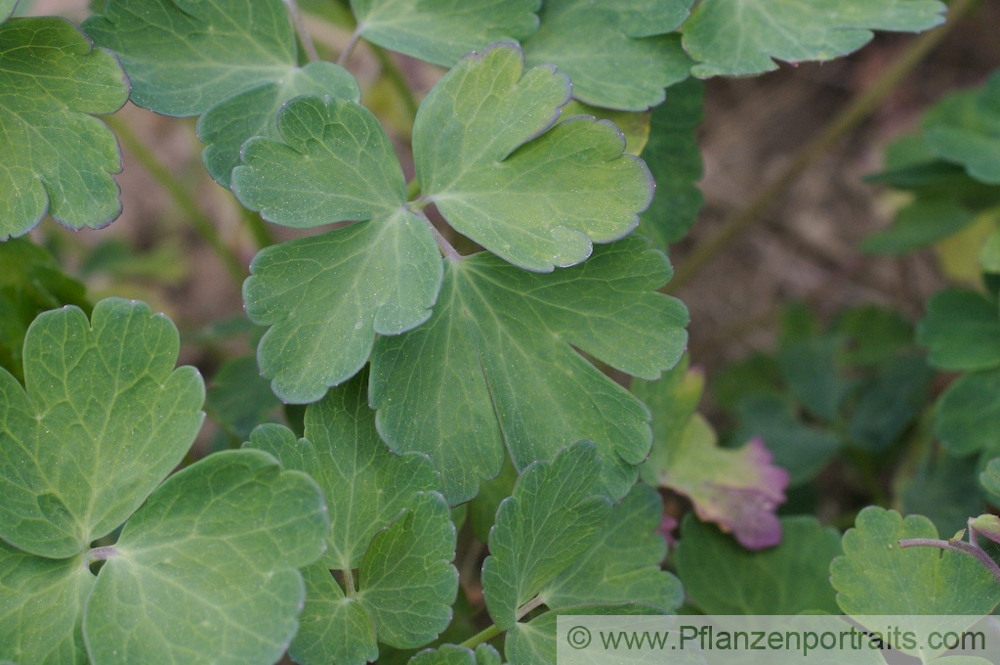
[676,514,842,614]
[371,237,688,504]
[504,603,667,665]
[636,78,704,249]
[924,72,1000,184]
[246,374,456,664]
[935,369,1000,456]
[521,0,693,110]
[0,17,129,239]
[0,540,92,665]
[409,644,502,665]
[683,0,946,78]
[0,298,205,559]
[733,394,843,486]
[848,352,931,452]
[832,305,915,367]
[635,363,789,549]
[917,289,1000,371]
[234,95,443,403]
[862,197,978,254]
[84,0,297,117]
[205,355,281,440]
[0,1,16,22]
[831,506,1000,616]
[778,336,856,422]
[469,454,518,542]
[902,449,982,536]
[981,457,1000,501]
[415,43,654,272]
[198,61,360,186]
[539,483,682,612]
[82,449,329,665]
[352,0,540,67]
[0,238,89,383]
[482,441,611,630]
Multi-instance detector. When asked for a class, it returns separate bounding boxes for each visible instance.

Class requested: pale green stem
[338,26,363,67]
[371,44,420,121]
[285,0,319,62]
[343,569,356,596]
[665,0,979,293]
[460,623,502,650]
[105,115,247,285]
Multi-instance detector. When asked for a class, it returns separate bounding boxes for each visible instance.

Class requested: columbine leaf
[352,0,540,68]
[234,95,443,403]
[482,441,611,630]
[198,62,360,186]
[0,238,89,383]
[0,540,92,665]
[634,362,788,549]
[902,448,982,536]
[861,197,977,254]
[371,237,688,504]
[82,449,329,665]
[683,0,946,78]
[0,298,204,559]
[415,43,654,272]
[205,355,281,440]
[733,394,842,486]
[636,78,705,249]
[409,644,502,665]
[923,72,1000,184]
[520,0,693,110]
[935,369,1000,456]
[916,289,1000,371]
[676,515,842,614]
[831,506,1000,616]
[981,457,1000,501]
[246,373,456,665]
[848,352,932,452]
[84,0,360,185]
[539,483,683,611]
[0,17,128,239]
[84,0,297,116]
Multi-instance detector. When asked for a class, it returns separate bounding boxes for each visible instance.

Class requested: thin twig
[417,211,463,261]
[665,0,978,294]
[284,0,319,62]
[105,114,247,285]
[338,26,363,67]
[898,537,1000,585]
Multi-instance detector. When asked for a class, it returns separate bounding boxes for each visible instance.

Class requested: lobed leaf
[409,644,502,665]
[521,0,693,110]
[916,289,1000,371]
[81,449,329,665]
[415,43,654,272]
[635,361,788,549]
[371,237,688,505]
[482,441,611,630]
[0,298,204,559]
[205,355,281,440]
[0,541,92,665]
[676,515,842,615]
[923,72,1000,184]
[234,95,443,403]
[0,17,129,238]
[935,369,1000,457]
[683,0,947,78]
[352,0,540,67]
[636,78,705,249]
[832,506,1000,616]
[246,374,456,664]
[84,0,297,117]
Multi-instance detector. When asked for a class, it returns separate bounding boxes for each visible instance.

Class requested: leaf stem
[371,44,420,122]
[338,26,363,67]
[104,114,248,285]
[417,212,463,261]
[343,569,356,596]
[665,0,978,294]
[515,595,545,620]
[897,538,1000,585]
[86,546,120,562]
[460,623,502,650]
[284,0,319,62]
